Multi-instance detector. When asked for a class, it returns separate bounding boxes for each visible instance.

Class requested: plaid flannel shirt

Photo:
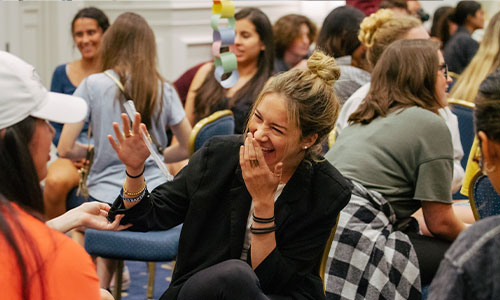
[325,181,421,300]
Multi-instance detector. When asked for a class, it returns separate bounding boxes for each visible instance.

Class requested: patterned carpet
[121,261,173,300]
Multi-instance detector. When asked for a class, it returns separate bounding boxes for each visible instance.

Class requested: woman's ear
[301,133,318,150]
[478,131,500,165]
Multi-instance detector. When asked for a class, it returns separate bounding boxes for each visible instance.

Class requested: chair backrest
[319,215,340,293]
[470,173,500,220]
[188,109,235,156]
[448,99,475,170]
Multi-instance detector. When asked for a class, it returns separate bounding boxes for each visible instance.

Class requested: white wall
[2,0,497,86]
[0,0,343,86]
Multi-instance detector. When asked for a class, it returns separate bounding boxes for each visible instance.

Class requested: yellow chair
[319,215,340,294]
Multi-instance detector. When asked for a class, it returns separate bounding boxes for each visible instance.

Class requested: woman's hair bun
[358,9,394,48]
[307,50,340,85]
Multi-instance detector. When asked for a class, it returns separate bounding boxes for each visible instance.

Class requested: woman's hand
[239,133,283,214]
[74,202,132,231]
[46,202,131,233]
[108,113,150,174]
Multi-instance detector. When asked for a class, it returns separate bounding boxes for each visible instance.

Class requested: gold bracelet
[123,180,146,197]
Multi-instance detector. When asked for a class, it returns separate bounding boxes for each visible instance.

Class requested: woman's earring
[303,146,308,150]
[483,160,497,174]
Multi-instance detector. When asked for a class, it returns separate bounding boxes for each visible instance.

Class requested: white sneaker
[110,265,130,291]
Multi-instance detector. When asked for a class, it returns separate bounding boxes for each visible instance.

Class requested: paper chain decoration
[211,0,239,88]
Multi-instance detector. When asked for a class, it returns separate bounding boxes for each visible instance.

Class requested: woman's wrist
[126,164,145,178]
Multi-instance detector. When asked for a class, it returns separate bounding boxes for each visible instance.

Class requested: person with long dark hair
[444,0,484,75]
[185,7,274,134]
[58,12,192,290]
[0,51,124,300]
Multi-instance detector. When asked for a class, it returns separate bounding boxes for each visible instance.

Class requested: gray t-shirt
[326,106,453,219]
[74,70,185,203]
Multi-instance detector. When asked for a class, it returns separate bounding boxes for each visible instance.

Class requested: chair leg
[147,262,156,299]
[114,260,124,300]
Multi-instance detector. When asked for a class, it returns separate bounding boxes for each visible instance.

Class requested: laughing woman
[107,51,352,300]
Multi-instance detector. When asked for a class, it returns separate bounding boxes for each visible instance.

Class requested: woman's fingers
[108,134,120,153]
[112,122,124,144]
[132,113,142,135]
[252,135,266,169]
[121,113,132,137]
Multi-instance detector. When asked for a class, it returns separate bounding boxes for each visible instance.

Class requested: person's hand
[71,202,132,231]
[108,112,151,173]
[239,133,283,210]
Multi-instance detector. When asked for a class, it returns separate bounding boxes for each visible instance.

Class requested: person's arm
[162,117,192,163]
[57,120,88,159]
[239,133,283,268]
[421,201,466,241]
[184,62,213,125]
[46,202,129,233]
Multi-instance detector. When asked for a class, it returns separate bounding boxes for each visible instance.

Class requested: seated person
[0,51,124,300]
[324,39,468,299]
[443,0,484,75]
[273,14,317,73]
[107,51,352,299]
[316,5,370,104]
[428,67,500,300]
[336,9,466,193]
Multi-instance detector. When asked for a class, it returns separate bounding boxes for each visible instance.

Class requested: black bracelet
[250,225,276,234]
[252,213,275,224]
[126,166,145,178]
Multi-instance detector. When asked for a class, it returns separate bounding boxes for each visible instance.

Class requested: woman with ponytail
[106,51,352,299]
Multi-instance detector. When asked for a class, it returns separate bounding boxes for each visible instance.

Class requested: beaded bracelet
[120,188,146,203]
[252,213,275,224]
[250,225,276,235]
[123,180,146,197]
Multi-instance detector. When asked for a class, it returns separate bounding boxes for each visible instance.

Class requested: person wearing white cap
[0,50,125,300]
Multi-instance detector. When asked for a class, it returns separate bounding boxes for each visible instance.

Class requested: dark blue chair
[84,225,182,300]
[188,109,235,156]
[470,173,500,220]
[449,99,475,200]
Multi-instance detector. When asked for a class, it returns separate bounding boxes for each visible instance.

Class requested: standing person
[444,0,484,75]
[325,39,468,299]
[273,14,317,73]
[316,5,370,104]
[107,51,352,300]
[185,7,274,134]
[428,68,500,300]
[44,7,110,219]
[57,12,192,289]
[0,51,125,300]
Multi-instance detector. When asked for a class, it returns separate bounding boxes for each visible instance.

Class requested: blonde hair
[246,51,340,162]
[450,11,500,102]
[358,9,422,68]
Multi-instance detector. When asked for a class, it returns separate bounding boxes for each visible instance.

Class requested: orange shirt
[0,203,100,299]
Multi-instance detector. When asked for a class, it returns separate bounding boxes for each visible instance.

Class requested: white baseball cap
[0,51,88,130]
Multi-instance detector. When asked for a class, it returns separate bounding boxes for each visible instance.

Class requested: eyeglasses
[439,63,448,78]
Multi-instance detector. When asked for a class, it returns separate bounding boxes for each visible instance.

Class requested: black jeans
[177,259,290,300]
[407,232,451,285]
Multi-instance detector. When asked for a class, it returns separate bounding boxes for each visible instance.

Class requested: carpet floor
[120,261,173,300]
